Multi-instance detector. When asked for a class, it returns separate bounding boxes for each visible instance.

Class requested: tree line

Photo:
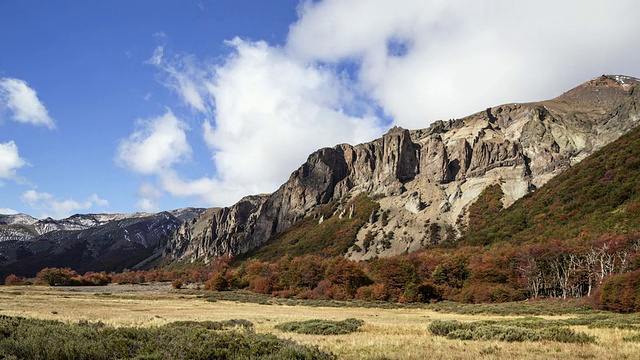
[6,231,640,312]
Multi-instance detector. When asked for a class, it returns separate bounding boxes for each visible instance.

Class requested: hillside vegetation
[8,124,640,311]
[237,195,379,263]
[226,124,640,306]
[461,124,640,246]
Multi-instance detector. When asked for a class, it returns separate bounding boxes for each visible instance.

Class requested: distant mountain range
[1,75,639,278]
[0,208,203,278]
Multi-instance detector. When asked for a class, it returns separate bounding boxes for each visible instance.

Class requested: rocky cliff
[165,75,640,263]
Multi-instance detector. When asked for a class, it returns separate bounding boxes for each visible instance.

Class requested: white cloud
[150,46,209,113]
[158,170,251,206]
[0,78,55,129]
[204,39,383,193]
[0,141,28,181]
[20,190,109,219]
[0,208,18,215]
[87,194,109,208]
[132,0,640,208]
[138,38,384,206]
[136,183,162,212]
[287,0,640,127]
[116,110,191,175]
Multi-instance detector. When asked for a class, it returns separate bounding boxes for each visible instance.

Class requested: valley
[3,2,640,359]
[1,285,640,359]
[3,75,640,358]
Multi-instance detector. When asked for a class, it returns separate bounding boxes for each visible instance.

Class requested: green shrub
[428,319,595,344]
[275,318,365,335]
[0,315,333,359]
[428,320,474,336]
[567,313,640,330]
[427,298,593,316]
[623,334,640,342]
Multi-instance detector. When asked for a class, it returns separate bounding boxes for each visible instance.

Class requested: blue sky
[1,1,639,219]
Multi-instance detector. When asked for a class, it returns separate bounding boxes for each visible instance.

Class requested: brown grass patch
[1,285,639,359]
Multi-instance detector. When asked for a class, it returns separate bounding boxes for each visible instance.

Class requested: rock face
[163,195,269,261]
[165,75,640,263]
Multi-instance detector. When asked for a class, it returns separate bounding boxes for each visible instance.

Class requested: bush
[356,283,387,301]
[82,272,111,286]
[324,258,372,298]
[35,268,80,286]
[249,277,274,294]
[276,318,365,335]
[428,319,595,344]
[172,279,183,289]
[355,285,376,301]
[459,283,525,303]
[205,273,230,291]
[418,282,443,302]
[595,269,640,313]
[0,315,332,359]
[4,274,29,286]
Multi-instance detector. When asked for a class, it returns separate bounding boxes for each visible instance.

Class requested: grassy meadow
[1,285,640,359]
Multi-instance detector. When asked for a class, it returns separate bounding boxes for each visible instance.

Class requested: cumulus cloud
[116,110,192,175]
[21,190,109,219]
[0,141,28,181]
[203,39,382,192]
[0,78,55,129]
[0,208,18,215]
[131,0,640,208]
[137,38,384,206]
[288,0,640,127]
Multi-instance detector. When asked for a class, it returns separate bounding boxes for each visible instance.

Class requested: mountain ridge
[0,207,204,242]
[0,208,205,279]
[163,75,640,264]
[2,75,639,275]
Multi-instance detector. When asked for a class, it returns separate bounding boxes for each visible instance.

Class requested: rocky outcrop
[164,195,269,262]
[165,75,640,263]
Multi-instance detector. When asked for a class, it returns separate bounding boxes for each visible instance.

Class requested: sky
[0,0,639,219]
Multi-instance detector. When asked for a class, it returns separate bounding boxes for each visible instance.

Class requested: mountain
[0,208,204,243]
[163,75,640,265]
[0,208,204,278]
[460,117,640,246]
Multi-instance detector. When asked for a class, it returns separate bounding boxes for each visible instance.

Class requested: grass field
[1,285,640,359]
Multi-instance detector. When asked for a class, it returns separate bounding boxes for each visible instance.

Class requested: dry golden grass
[1,285,640,359]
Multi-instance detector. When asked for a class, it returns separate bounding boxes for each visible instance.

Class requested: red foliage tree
[82,272,112,286]
[595,269,640,313]
[35,268,79,286]
[4,274,28,286]
[324,257,371,298]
